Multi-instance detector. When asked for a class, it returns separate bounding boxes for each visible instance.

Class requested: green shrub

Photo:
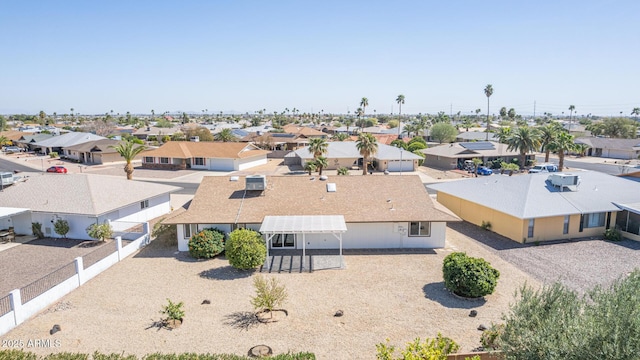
[160,298,184,321]
[188,228,225,259]
[42,354,88,360]
[0,349,38,360]
[225,229,266,270]
[32,222,44,239]
[407,142,426,152]
[337,167,349,175]
[53,219,70,238]
[151,219,177,247]
[86,223,113,242]
[480,221,491,231]
[480,323,504,350]
[48,152,58,158]
[375,333,459,360]
[603,227,622,241]
[0,350,315,360]
[442,252,500,298]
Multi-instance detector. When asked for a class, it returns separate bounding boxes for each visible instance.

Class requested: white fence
[0,223,149,336]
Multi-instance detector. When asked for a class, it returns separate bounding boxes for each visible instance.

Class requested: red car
[46,166,67,174]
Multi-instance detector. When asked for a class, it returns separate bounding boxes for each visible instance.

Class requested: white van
[1,172,17,187]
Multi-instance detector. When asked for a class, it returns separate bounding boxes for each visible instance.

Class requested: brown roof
[348,134,401,145]
[282,124,327,137]
[141,141,269,159]
[165,175,460,225]
[64,139,123,153]
[0,131,29,141]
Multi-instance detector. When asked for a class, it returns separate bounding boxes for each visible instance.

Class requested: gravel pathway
[449,221,640,293]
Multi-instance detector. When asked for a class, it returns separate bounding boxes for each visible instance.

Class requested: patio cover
[0,207,30,220]
[259,215,347,269]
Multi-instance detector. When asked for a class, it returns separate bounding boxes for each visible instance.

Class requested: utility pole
[533,101,536,119]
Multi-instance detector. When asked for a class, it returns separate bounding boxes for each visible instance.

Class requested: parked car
[529,163,558,173]
[2,146,23,154]
[46,166,67,174]
[476,166,493,176]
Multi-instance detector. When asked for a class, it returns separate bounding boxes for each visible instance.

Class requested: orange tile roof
[141,141,269,159]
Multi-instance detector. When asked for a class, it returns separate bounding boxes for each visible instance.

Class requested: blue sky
[1,0,638,117]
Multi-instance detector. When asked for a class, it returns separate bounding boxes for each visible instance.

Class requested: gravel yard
[2,226,538,359]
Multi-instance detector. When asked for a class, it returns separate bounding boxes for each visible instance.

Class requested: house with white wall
[165,175,459,252]
[0,174,180,240]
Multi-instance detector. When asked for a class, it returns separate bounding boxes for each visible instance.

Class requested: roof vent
[319,175,328,181]
[246,175,267,191]
[327,183,336,192]
[230,176,239,182]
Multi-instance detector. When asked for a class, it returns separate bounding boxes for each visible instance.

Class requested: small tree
[251,275,288,318]
[337,167,349,175]
[160,298,185,322]
[225,229,266,270]
[442,252,500,298]
[86,222,113,242]
[188,228,225,259]
[53,219,70,238]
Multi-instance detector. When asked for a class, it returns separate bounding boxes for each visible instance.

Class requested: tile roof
[141,141,270,159]
[428,171,640,219]
[0,174,180,216]
[165,175,460,225]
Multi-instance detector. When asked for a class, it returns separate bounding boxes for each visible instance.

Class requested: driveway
[449,221,640,293]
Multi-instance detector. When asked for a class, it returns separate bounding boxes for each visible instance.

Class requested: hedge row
[0,350,315,360]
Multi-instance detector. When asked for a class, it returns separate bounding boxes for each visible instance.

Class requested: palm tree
[574,143,590,157]
[568,105,575,131]
[0,135,9,147]
[315,156,328,176]
[356,133,378,175]
[484,84,494,140]
[308,138,328,175]
[472,157,483,177]
[396,94,405,138]
[110,141,147,180]
[538,123,561,162]
[355,107,364,129]
[631,107,640,120]
[344,118,353,134]
[360,97,369,130]
[215,128,236,142]
[506,126,541,169]
[549,131,576,172]
[70,108,74,123]
[333,133,348,141]
[495,127,512,144]
[303,161,317,175]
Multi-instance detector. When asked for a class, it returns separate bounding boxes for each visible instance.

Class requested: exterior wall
[302,157,359,170]
[603,149,636,160]
[142,157,186,170]
[32,213,98,240]
[116,194,172,223]
[237,156,268,171]
[424,155,457,170]
[11,212,33,235]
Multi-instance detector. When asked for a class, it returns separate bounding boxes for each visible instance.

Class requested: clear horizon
[1,1,638,117]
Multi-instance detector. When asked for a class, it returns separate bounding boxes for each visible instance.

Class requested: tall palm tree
[495,127,512,144]
[356,133,378,175]
[344,118,353,134]
[538,123,561,162]
[70,108,74,123]
[356,107,364,130]
[549,131,576,172]
[484,84,494,140]
[396,94,405,138]
[215,128,236,142]
[631,107,640,120]
[303,161,317,175]
[110,141,147,180]
[568,105,575,131]
[506,126,541,169]
[308,138,328,175]
[315,156,328,176]
[360,97,369,130]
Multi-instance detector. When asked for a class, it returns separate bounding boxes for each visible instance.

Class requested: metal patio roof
[259,215,347,234]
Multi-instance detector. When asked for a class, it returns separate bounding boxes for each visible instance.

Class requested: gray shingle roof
[32,132,106,148]
[428,171,640,219]
[0,174,181,216]
[575,137,640,150]
[420,141,523,158]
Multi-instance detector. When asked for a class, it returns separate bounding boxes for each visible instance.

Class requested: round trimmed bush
[225,229,266,270]
[442,252,500,298]
[188,228,225,259]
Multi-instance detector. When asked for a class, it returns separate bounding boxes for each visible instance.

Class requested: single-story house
[62,139,143,165]
[282,124,328,139]
[132,126,180,140]
[0,174,180,240]
[575,137,640,160]
[420,141,531,170]
[165,175,460,252]
[13,133,55,151]
[30,132,106,155]
[455,131,497,142]
[293,142,422,172]
[428,171,640,243]
[141,141,269,171]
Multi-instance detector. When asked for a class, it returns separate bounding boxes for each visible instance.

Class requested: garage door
[387,160,413,172]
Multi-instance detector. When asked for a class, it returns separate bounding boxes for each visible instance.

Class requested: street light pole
[400,149,403,176]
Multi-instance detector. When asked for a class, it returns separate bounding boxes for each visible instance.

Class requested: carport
[259,215,347,270]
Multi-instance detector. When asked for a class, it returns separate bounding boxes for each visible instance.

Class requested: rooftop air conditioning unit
[548,173,581,188]
[245,175,267,191]
[190,136,200,142]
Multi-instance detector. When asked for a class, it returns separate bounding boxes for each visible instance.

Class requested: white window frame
[409,221,431,237]
[563,215,570,234]
[528,219,535,238]
[184,224,198,238]
[584,212,605,228]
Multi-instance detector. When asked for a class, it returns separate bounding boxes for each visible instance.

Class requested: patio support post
[265,234,274,270]
[302,232,306,269]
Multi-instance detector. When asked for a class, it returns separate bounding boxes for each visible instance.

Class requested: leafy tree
[86,223,113,242]
[110,140,147,180]
[408,136,427,146]
[484,84,494,140]
[188,228,225,259]
[225,229,266,270]
[499,107,508,118]
[0,115,7,131]
[430,122,458,144]
[442,252,500,298]
[251,275,288,319]
[407,141,426,152]
[184,127,214,142]
[53,219,70,238]
[155,118,173,128]
[215,128,237,142]
[507,108,517,121]
[506,126,541,169]
[396,94,405,138]
[390,139,408,150]
[387,119,399,129]
[601,117,638,138]
[549,131,575,171]
[356,133,378,175]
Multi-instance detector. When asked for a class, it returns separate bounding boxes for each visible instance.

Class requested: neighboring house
[455,131,498,142]
[0,174,180,240]
[428,171,640,243]
[293,142,422,172]
[30,132,106,155]
[420,141,529,170]
[575,137,640,160]
[13,133,55,151]
[241,132,309,151]
[63,139,143,165]
[132,126,179,140]
[141,141,269,171]
[165,175,460,252]
[282,124,328,139]
[348,134,404,146]
[0,131,29,146]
